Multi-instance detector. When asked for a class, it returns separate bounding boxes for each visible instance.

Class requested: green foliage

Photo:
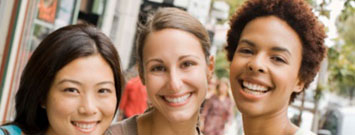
[315,83,326,101]
[305,0,317,7]
[214,49,230,79]
[337,12,355,44]
[307,0,331,18]
[328,44,355,98]
[210,0,244,79]
[328,4,355,100]
[337,0,355,22]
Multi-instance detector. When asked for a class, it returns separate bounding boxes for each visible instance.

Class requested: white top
[294,128,316,135]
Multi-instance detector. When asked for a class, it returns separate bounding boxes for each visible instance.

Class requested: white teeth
[73,122,96,129]
[164,93,191,103]
[243,88,264,95]
[243,81,268,92]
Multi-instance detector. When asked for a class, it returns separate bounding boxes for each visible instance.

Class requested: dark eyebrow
[179,55,201,61]
[145,55,201,66]
[145,59,164,66]
[57,79,114,86]
[57,79,81,85]
[240,39,292,57]
[239,39,256,47]
[271,47,292,57]
[97,81,115,86]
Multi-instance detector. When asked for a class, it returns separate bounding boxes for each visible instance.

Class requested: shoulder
[108,115,138,135]
[294,128,316,135]
[0,124,22,135]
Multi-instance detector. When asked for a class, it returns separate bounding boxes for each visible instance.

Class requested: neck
[242,107,298,135]
[138,109,198,135]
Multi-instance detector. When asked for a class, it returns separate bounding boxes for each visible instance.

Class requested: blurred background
[0,0,354,135]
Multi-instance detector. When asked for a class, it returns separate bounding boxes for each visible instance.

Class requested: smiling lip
[71,121,99,133]
[161,92,192,107]
[237,78,272,100]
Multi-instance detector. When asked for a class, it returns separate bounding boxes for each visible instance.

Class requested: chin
[235,100,259,116]
[238,107,260,117]
[167,110,196,123]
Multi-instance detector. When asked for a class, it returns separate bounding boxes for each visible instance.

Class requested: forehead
[240,16,302,52]
[142,28,205,61]
[54,55,114,82]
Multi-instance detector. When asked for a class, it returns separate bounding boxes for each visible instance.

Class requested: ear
[207,56,215,81]
[293,79,305,93]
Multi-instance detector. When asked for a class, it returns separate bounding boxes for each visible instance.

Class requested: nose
[78,94,98,115]
[247,55,266,73]
[167,68,182,92]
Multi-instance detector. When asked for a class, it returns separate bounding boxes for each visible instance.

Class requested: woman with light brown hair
[109,7,214,135]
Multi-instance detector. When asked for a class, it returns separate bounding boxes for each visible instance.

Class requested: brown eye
[63,88,79,93]
[181,61,195,68]
[271,56,287,64]
[151,65,166,72]
[98,88,112,93]
[239,48,253,54]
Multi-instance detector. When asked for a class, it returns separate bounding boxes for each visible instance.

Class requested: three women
[1,0,327,134]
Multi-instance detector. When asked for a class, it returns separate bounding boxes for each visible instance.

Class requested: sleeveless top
[294,128,316,135]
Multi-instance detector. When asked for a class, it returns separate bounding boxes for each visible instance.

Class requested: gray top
[108,115,138,135]
[107,113,201,135]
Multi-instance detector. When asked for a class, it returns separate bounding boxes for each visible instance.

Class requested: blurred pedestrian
[206,75,218,99]
[118,75,147,120]
[201,77,233,135]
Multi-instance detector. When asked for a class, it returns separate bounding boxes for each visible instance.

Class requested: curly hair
[225,0,326,102]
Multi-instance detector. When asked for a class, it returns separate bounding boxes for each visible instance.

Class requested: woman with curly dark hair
[226,0,326,135]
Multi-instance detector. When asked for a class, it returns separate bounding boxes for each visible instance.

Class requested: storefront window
[3,0,78,121]
[2,0,110,122]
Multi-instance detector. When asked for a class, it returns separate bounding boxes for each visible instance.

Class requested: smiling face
[45,55,117,135]
[142,28,213,122]
[229,16,304,117]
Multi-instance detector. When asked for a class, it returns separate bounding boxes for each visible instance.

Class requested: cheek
[271,68,299,94]
[229,60,243,90]
[145,78,164,100]
[46,96,76,124]
[100,96,118,115]
[230,58,244,76]
[187,69,208,98]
